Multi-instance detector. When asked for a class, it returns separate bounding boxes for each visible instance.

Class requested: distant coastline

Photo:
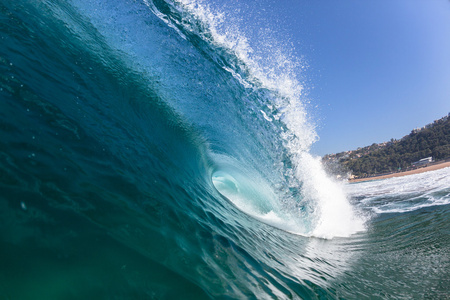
[323,113,450,180]
[349,160,450,183]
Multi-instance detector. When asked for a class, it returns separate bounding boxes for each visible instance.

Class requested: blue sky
[208,0,450,156]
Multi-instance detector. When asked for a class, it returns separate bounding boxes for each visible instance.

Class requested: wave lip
[167,0,367,239]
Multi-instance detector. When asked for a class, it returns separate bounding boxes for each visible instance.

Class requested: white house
[412,157,433,167]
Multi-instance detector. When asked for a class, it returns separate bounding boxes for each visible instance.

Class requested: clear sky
[207,0,450,156]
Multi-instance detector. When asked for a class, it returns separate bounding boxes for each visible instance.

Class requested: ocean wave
[1,0,448,298]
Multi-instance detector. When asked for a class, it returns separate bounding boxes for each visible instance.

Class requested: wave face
[0,0,448,298]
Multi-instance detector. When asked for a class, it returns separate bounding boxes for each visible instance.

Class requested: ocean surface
[1,0,449,298]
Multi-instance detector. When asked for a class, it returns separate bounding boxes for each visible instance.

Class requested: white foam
[295,153,366,238]
[348,167,450,214]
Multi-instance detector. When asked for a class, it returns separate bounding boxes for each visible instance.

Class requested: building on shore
[412,157,433,167]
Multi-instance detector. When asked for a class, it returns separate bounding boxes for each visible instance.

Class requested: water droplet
[20,202,27,210]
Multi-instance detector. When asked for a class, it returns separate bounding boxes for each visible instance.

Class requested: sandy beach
[349,161,450,183]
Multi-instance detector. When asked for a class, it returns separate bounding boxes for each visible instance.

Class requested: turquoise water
[1,0,449,298]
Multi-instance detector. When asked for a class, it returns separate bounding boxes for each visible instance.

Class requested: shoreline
[348,161,450,183]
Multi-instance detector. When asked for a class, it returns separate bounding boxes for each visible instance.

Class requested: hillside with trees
[323,113,450,178]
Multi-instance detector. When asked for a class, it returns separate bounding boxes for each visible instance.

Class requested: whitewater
[0,0,449,298]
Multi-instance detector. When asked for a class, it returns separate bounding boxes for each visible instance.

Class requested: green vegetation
[323,114,450,178]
